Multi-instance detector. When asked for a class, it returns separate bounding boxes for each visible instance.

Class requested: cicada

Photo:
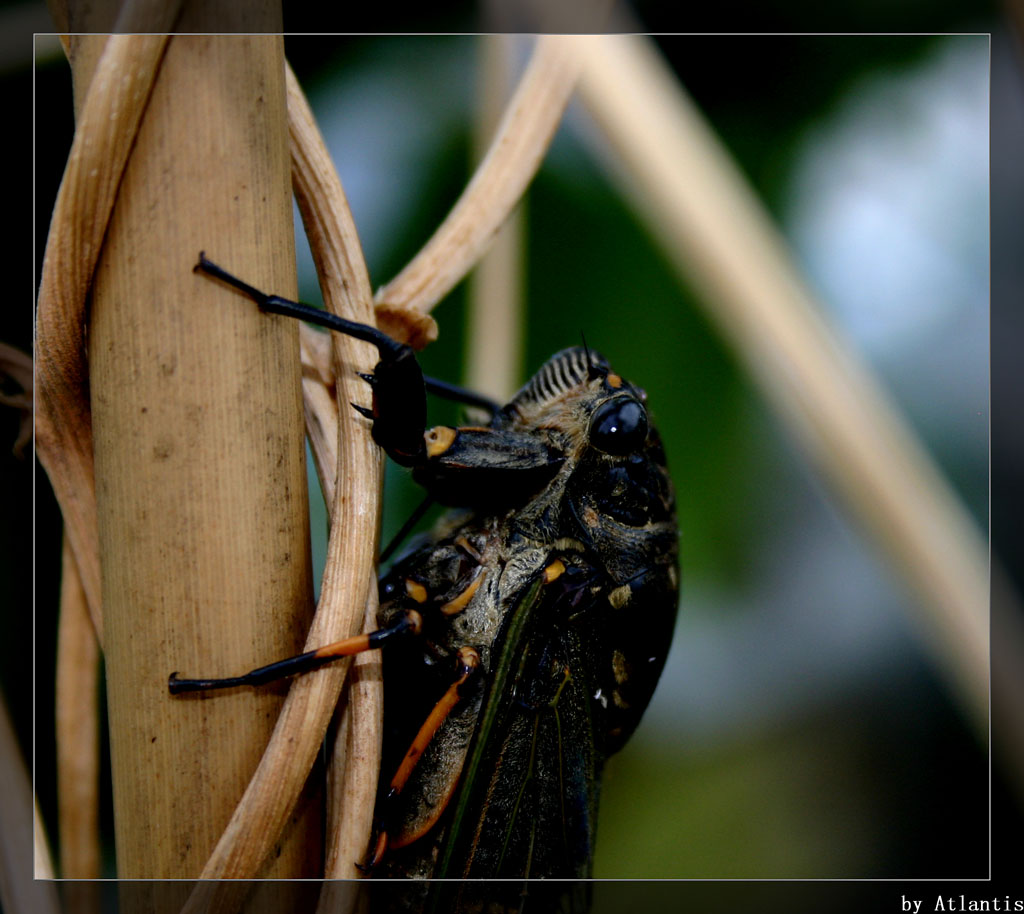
[170,255,680,907]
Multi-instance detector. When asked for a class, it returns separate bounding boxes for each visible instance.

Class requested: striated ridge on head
[505,346,608,415]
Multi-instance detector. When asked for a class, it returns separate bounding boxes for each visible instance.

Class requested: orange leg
[168,610,422,694]
[366,646,481,867]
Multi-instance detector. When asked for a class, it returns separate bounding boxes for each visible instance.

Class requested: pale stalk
[374,35,584,343]
[287,65,385,884]
[37,24,175,891]
[55,536,100,879]
[89,27,317,883]
[36,33,171,646]
[179,61,383,900]
[465,35,525,403]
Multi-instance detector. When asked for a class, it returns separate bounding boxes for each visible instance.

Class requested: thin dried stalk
[465,35,526,403]
[287,64,385,884]
[299,327,384,888]
[300,326,340,503]
[320,577,382,882]
[35,33,171,645]
[373,35,584,342]
[55,536,100,879]
[37,25,176,889]
[574,35,989,729]
[180,63,383,896]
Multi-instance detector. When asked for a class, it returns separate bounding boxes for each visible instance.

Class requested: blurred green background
[23,22,1000,887]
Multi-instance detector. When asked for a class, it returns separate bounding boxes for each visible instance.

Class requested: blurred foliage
[597,671,988,877]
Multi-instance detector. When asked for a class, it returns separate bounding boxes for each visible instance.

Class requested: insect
[170,254,680,903]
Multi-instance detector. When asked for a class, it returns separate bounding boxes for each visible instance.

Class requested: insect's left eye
[588,396,649,455]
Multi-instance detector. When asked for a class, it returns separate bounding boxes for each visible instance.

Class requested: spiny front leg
[196,255,561,503]
[195,252,428,465]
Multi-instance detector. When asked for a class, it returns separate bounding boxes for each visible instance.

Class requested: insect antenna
[379,493,435,564]
[581,332,604,381]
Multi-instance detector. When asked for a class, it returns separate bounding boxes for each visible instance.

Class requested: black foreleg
[196,253,429,464]
[195,254,556,503]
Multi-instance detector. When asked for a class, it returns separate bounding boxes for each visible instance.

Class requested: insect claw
[359,830,389,871]
[358,371,377,386]
[351,403,375,420]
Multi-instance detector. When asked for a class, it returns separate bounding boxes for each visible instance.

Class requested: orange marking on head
[608,584,631,610]
[425,425,457,457]
[606,373,622,388]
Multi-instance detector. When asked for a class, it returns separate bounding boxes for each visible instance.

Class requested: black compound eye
[588,397,649,455]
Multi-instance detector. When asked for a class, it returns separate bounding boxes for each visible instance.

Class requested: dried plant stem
[299,326,383,891]
[299,326,340,503]
[465,35,526,403]
[37,26,175,890]
[36,33,170,646]
[373,35,583,344]
[180,63,383,897]
[287,63,384,884]
[55,536,100,879]
[574,35,989,728]
[89,31,316,883]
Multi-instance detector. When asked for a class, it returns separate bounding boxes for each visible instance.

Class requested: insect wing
[432,571,600,892]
